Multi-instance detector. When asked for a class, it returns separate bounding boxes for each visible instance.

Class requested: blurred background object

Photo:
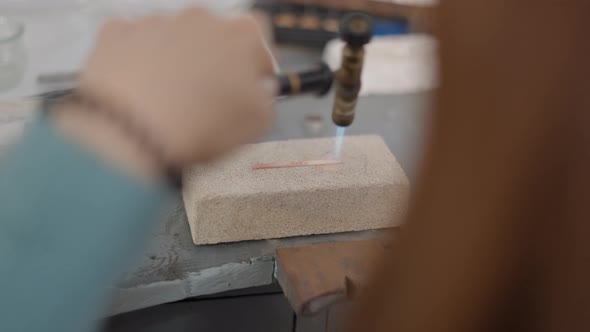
[323,34,437,95]
[0,0,437,101]
[0,0,256,101]
[0,17,27,92]
[0,100,35,152]
[254,0,434,49]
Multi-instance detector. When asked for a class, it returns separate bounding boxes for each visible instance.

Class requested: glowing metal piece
[252,159,342,170]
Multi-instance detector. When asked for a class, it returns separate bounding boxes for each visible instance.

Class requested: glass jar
[0,17,26,92]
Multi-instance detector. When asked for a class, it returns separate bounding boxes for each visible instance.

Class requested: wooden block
[276,239,392,315]
[183,135,409,245]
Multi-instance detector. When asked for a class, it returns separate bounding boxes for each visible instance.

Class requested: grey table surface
[0,47,432,316]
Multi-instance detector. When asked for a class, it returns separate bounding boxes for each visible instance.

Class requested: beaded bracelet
[42,89,182,190]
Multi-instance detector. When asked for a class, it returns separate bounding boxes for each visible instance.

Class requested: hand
[77,9,276,168]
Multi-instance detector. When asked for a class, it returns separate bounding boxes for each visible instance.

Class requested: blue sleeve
[0,116,174,332]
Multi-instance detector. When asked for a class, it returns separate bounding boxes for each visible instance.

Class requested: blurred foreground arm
[352,1,590,332]
[0,10,274,332]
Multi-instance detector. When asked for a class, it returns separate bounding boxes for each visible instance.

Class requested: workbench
[0,47,431,331]
[106,89,429,332]
[106,86,429,310]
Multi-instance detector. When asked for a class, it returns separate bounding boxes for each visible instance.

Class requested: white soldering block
[183,135,409,245]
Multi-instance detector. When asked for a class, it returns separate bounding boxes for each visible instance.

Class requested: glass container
[0,17,26,92]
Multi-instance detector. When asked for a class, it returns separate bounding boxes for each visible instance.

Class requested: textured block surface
[183,135,409,245]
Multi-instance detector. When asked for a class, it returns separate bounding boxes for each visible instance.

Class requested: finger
[178,7,217,31]
[140,14,170,25]
[260,39,280,74]
[230,15,277,76]
[262,77,279,99]
[179,7,211,19]
[250,78,277,135]
[232,77,276,144]
[100,18,132,39]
